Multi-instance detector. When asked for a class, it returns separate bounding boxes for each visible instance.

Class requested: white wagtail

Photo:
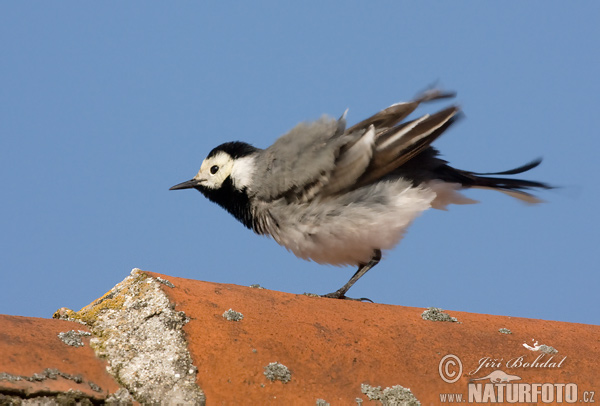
[170,89,550,300]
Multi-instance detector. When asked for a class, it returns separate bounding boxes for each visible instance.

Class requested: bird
[170,89,551,300]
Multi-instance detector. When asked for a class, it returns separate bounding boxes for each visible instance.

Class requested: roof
[1,269,598,405]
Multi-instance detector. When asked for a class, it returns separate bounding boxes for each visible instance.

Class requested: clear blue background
[1,2,598,324]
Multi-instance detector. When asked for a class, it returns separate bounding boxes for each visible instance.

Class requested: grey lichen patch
[361,383,421,406]
[498,328,512,334]
[0,368,88,387]
[0,392,95,406]
[105,388,135,404]
[156,276,175,288]
[0,372,20,382]
[58,330,92,347]
[71,268,205,405]
[421,307,458,323]
[538,344,558,354]
[316,399,330,406]
[88,381,102,393]
[222,308,244,321]
[263,362,291,383]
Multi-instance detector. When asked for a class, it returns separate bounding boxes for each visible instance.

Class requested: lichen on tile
[63,268,205,405]
[222,308,244,321]
[263,362,291,383]
[361,383,421,406]
[421,307,458,323]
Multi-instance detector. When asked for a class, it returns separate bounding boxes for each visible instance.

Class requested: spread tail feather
[437,159,553,203]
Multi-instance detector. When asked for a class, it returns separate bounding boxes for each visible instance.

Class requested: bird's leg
[322,249,382,301]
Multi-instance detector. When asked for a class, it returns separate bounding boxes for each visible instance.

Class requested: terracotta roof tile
[0,315,121,402]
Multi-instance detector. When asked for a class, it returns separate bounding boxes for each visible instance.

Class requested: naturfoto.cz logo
[438,353,595,403]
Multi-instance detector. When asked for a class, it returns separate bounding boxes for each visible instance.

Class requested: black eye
[210,165,219,175]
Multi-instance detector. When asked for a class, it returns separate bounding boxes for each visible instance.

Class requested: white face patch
[231,155,256,189]
[194,151,234,189]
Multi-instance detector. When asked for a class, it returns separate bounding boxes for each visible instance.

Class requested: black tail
[437,158,553,203]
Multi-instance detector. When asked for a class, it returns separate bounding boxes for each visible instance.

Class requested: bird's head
[170,141,258,193]
[170,141,259,229]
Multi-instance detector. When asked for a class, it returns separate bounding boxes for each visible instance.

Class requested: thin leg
[322,249,382,301]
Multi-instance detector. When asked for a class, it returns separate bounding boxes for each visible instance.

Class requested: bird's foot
[319,290,374,302]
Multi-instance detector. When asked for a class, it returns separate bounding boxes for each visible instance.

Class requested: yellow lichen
[62,270,152,327]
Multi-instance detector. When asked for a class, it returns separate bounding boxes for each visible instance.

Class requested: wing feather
[346,88,455,133]
[355,106,459,187]
[251,116,346,203]
[320,125,376,195]
[251,90,462,203]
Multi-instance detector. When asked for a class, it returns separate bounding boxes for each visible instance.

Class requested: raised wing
[330,91,460,193]
[250,90,459,203]
[354,105,460,187]
[252,88,551,205]
[346,88,455,133]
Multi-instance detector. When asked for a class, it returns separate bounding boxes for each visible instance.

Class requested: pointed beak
[169,179,202,190]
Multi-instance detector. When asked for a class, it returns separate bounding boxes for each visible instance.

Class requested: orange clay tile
[142,271,600,406]
[0,314,121,401]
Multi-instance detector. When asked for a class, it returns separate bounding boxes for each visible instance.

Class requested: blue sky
[1,2,598,324]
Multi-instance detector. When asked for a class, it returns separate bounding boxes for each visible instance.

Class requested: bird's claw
[319,291,374,302]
